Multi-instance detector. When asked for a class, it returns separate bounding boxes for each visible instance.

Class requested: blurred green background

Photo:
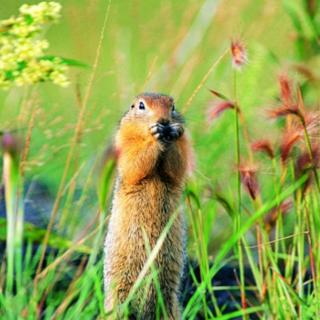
[0,1,317,238]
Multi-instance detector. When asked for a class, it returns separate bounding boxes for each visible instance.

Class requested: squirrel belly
[103,93,192,319]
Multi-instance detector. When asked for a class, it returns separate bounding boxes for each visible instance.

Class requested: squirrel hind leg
[137,287,157,320]
[168,295,182,320]
[104,291,118,318]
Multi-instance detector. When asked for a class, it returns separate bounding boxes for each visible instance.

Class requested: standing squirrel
[104,93,193,319]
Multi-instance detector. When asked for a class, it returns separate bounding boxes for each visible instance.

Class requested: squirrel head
[124,92,183,125]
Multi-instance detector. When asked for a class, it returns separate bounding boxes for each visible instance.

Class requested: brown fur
[104,93,192,319]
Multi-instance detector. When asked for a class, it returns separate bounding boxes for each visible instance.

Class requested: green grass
[1,0,320,319]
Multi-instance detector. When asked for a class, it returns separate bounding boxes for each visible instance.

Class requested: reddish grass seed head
[251,140,275,159]
[230,40,248,70]
[303,111,320,139]
[280,130,301,163]
[1,132,22,156]
[278,111,318,164]
[207,101,235,122]
[287,110,319,143]
[267,104,301,119]
[279,74,293,106]
[267,75,306,121]
[296,144,320,174]
[238,164,260,200]
[295,145,320,193]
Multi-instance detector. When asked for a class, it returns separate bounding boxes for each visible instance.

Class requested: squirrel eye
[139,101,145,110]
[130,104,134,109]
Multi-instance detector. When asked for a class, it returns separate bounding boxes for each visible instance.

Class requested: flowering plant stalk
[1,133,24,293]
[231,40,247,313]
[0,1,78,293]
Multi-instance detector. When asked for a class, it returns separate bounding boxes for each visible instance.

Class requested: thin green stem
[35,0,112,278]
[301,117,320,193]
[233,72,241,218]
[233,70,246,315]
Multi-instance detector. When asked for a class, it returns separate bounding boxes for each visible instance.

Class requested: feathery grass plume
[302,111,320,139]
[267,74,304,120]
[0,2,69,88]
[269,80,313,165]
[296,145,320,172]
[207,88,237,122]
[238,164,260,200]
[264,199,292,232]
[1,132,23,156]
[295,85,320,191]
[230,39,248,70]
[283,111,318,136]
[295,144,320,192]
[251,140,275,159]
[207,101,235,122]
[267,104,302,119]
[280,130,301,163]
[1,132,24,292]
[275,108,319,157]
[279,73,293,106]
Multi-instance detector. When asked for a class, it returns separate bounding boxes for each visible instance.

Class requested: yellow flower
[19,2,61,24]
[0,1,68,89]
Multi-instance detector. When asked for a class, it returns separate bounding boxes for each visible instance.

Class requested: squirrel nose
[158,118,170,126]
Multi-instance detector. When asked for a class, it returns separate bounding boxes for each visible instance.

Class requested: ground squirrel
[104,93,193,319]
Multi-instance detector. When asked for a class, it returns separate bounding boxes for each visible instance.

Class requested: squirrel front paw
[169,123,184,140]
[149,122,184,144]
[150,123,169,143]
